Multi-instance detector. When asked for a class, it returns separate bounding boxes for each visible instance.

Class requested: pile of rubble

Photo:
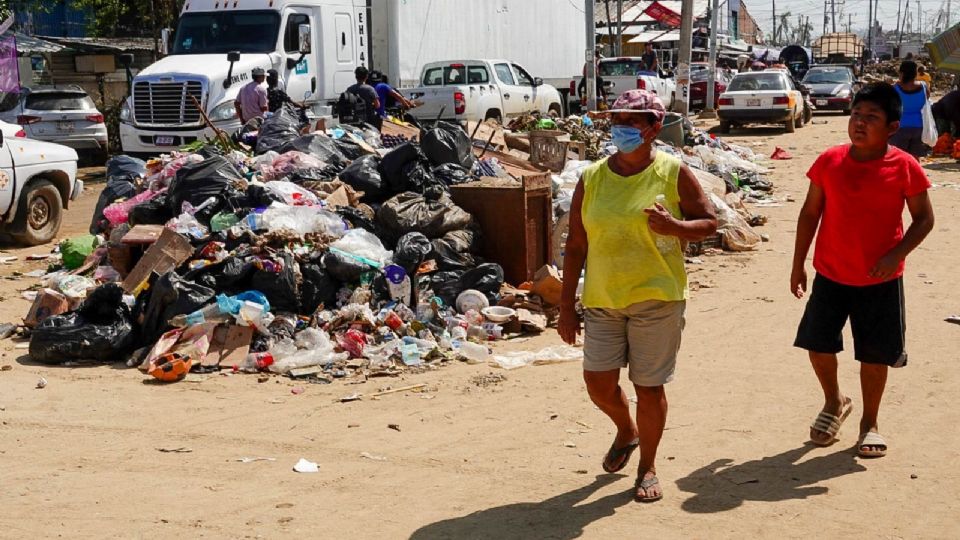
[861,56,957,92]
[17,103,775,385]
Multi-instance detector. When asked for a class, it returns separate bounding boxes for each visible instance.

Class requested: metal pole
[700,0,720,119]
[831,0,836,32]
[617,0,623,56]
[676,0,694,114]
[585,0,597,112]
[772,0,777,46]
[867,0,873,60]
[900,0,908,47]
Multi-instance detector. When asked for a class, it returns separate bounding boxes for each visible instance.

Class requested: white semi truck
[119,0,586,155]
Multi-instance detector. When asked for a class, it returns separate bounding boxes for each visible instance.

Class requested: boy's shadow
[676,442,866,513]
[410,474,631,540]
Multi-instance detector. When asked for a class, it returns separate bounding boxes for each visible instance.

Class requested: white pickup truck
[568,57,677,112]
[401,59,564,124]
[0,128,82,245]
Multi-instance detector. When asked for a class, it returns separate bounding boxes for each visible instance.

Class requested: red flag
[643,2,682,28]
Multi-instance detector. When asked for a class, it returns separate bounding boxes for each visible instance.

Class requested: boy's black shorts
[794,274,908,367]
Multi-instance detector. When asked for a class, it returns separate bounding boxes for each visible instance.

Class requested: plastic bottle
[482,322,503,341]
[239,352,274,373]
[466,325,488,342]
[652,194,681,255]
[170,303,231,327]
[400,343,421,366]
[182,196,218,216]
[458,341,490,364]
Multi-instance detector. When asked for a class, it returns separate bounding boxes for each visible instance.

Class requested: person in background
[368,70,416,119]
[891,60,930,159]
[234,67,268,124]
[931,87,960,137]
[791,83,934,459]
[916,65,932,86]
[266,69,297,113]
[558,90,717,503]
[345,66,381,129]
[580,50,607,106]
[641,42,659,73]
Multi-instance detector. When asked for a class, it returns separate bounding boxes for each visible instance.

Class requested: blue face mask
[611,125,645,153]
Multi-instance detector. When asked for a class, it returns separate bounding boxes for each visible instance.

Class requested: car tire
[719,120,731,134]
[795,110,803,128]
[484,109,502,124]
[12,179,63,247]
[784,116,796,133]
[548,103,562,117]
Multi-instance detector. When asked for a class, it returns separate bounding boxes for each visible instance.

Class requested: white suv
[1,86,109,162]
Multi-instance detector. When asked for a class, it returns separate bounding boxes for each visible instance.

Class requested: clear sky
[741,0,956,39]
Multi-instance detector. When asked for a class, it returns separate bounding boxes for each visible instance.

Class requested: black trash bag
[299,263,340,314]
[378,142,427,193]
[430,270,466,307]
[90,179,137,234]
[402,161,447,196]
[333,137,368,161]
[29,283,135,364]
[393,232,432,274]
[106,155,147,183]
[321,250,368,284]
[339,155,388,202]
[256,104,308,155]
[250,254,299,313]
[288,164,342,184]
[184,256,254,293]
[460,263,504,301]
[421,121,476,170]
[168,155,242,215]
[432,163,475,186]
[430,239,477,271]
[129,193,174,226]
[244,183,285,208]
[376,192,475,244]
[141,272,217,344]
[436,228,480,253]
[278,133,347,166]
[335,206,377,233]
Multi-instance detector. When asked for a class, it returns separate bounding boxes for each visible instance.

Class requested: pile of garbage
[861,56,957,92]
[22,106,565,382]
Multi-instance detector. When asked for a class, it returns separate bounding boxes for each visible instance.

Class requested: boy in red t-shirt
[790,83,935,458]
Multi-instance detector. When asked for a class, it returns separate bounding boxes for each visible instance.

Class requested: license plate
[56,121,74,132]
[747,99,761,107]
[154,135,176,146]
[816,99,828,106]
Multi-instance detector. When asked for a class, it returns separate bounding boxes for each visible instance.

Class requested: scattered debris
[35,377,47,389]
[292,458,319,473]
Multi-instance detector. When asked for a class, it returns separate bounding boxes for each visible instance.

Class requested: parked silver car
[1,86,108,161]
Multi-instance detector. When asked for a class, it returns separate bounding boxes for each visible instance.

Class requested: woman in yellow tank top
[557,90,717,503]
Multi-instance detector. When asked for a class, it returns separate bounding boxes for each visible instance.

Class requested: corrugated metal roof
[38,35,154,52]
[0,32,65,54]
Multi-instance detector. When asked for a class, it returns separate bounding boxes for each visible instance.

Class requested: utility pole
[605,0,614,55]
[895,0,903,39]
[676,0,694,114]
[867,0,873,59]
[585,0,597,112]
[616,0,624,56]
[700,0,720,119]
[831,0,836,32]
[900,0,909,47]
[824,0,828,36]
[848,13,852,33]
[772,0,777,46]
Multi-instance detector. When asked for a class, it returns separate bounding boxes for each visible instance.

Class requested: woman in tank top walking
[890,60,931,159]
[557,90,717,502]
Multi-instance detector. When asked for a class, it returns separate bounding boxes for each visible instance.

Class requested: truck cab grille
[133,80,204,127]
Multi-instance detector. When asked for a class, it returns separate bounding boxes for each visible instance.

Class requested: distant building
[15,3,91,37]
[730,1,764,45]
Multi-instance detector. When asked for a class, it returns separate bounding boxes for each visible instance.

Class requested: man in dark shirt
[641,43,659,73]
[932,88,960,137]
[266,69,295,112]
[345,66,381,128]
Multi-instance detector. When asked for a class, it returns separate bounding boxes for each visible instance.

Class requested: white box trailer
[369,0,586,89]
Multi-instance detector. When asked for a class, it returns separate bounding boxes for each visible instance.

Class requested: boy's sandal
[634,473,663,503]
[602,438,639,473]
[857,432,888,458]
[810,398,853,446]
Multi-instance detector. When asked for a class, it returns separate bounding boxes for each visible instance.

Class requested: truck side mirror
[298,24,312,55]
[224,51,241,88]
[533,77,543,87]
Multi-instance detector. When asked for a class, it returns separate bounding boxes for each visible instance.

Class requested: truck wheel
[484,110,502,124]
[548,103,562,117]
[12,180,63,246]
[719,121,731,134]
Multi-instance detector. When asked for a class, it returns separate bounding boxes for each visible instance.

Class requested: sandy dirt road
[0,115,958,539]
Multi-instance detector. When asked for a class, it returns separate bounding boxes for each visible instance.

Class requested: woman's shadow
[675,442,867,513]
[409,474,632,540]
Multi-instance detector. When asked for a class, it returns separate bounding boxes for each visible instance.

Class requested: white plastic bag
[921,88,938,147]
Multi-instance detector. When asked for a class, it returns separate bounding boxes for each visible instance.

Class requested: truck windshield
[172,11,280,54]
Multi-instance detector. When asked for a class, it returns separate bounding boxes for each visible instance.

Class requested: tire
[548,103,562,117]
[12,179,63,246]
[484,109,502,124]
[794,110,803,128]
[719,120,731,134]
[784,109,796,133]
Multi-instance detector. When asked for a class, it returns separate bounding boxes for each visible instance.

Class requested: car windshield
[728,73,785,91]
[598,60,650,76]
[25,92,96,111]
[172,11,280,54]
[803,68,852,84]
